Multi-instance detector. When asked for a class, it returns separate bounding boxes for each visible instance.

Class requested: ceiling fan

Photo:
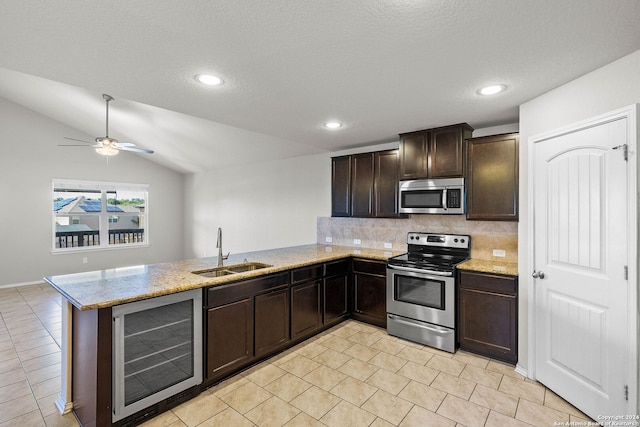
[61,94,154,156]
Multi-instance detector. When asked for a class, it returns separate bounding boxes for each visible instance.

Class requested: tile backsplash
[317,216,518,263]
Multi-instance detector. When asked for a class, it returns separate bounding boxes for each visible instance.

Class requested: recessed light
[477,84,506,96]
[324,121,343,129]
[195,74,224,86]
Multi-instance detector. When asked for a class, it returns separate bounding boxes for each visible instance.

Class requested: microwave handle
[442,188,448,211]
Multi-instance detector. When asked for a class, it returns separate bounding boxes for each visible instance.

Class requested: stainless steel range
[386,232,470,353]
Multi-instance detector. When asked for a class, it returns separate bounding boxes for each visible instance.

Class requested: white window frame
[52,179,149,253]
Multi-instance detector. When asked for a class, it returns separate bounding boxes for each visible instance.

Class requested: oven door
[386,265,454,328]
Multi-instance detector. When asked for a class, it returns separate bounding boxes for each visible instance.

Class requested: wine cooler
[112,289,202,422]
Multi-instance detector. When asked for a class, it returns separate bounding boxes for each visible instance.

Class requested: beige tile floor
[0,283,592,427]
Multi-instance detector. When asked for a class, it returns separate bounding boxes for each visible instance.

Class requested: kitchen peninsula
[45,244,402,427]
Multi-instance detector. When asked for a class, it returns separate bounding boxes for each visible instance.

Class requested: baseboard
[0,280,46,289]
[515,363,529,379]
[55,393,73,415]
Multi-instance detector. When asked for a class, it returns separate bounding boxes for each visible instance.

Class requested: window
[53,179,149,251]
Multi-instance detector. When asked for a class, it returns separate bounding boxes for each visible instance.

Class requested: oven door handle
[387,264,453,277]
[387,314,454,335]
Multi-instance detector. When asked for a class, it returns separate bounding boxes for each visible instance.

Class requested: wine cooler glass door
[113,289,202,422]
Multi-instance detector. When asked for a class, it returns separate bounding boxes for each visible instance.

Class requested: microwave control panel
[447,189,462,208]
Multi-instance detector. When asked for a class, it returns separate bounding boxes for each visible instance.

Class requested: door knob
[532,270,545,279]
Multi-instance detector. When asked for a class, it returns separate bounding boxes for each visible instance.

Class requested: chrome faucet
[216,227,229,267]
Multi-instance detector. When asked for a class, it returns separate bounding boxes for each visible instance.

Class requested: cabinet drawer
[291,264,323,284]
[207,272,289,307]
[324,260,350,278]
[458,271,517,295]
[352,259,386,276]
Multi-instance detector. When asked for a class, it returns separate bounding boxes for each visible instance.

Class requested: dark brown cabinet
[331,155,351,217]
[323,260,350,326]
[466,133,519,221]
[351,259,387,328]
[205,272,289,381]
[291,265,323,340]
[331,149,401,218]
[399,123,473,180]
[351,153,375,217]
[207,298,253,379]
[398,131,429,180]
[458,270,518,363]
[374,150,400,217]
[255,287,290,358]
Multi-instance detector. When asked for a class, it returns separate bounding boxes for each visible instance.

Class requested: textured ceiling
[0,0,639,173]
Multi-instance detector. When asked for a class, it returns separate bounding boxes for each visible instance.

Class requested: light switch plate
[325,236,333,243]
[493,249,506,257]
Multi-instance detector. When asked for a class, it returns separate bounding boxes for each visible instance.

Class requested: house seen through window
[52,180,148,250]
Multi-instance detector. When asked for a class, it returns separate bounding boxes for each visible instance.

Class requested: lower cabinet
[291,280,321,340]
[207,298,253,380]
[458,271,518,363]
[351,259,387,328]
[323,260,350,326]
[255,287,290,358]
[206,272,289,382]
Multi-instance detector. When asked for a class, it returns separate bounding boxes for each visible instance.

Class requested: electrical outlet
[82,257,88,264]
[493,249,506,257]
[384,242,392,249]
[325,236,333,243]
[353,239,361,245]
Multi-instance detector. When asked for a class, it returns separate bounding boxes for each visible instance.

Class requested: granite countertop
[457,259,519,276]
[44,244,403,311]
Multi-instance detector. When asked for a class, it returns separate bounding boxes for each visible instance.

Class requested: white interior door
[532,109,637,420]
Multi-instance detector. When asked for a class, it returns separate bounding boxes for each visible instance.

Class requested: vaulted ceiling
[1,1,639,173]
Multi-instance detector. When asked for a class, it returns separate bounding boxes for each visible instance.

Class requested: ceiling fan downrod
[103,94,114,138]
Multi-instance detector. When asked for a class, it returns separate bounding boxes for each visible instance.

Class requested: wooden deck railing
[55,229,145,248]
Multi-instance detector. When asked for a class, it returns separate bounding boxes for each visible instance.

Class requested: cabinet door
[429,125,470,178]
[374,149,400,217]
[399,131,428,180]
[458,271,518,363]
[324,274,348,325]
[353,273,387,328]
[458,288,517,363]
[291,281,321,340]
[466,133,519,221]
[351,153,374,217]
[255,287,290,358]
[331,156,351,217]
[207,298,253,380]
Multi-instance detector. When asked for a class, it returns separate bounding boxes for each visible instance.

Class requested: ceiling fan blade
[117,142,136,147]
[58,144,100,147]
[118,146,154,154]
[63,136,94,144]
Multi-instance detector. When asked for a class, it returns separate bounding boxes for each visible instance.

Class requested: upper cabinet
[399,123,473,180]
[331,149,401,218]
[466,133,519,221]
[331,155,351,217]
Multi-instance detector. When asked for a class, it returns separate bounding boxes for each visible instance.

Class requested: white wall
[0,97,185,287]
[518,49,640,373]
[184,153,333,258]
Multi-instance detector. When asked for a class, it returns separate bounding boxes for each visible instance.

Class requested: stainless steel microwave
[399,178,465,214]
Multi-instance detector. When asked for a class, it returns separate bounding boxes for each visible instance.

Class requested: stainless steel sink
[192,262,272,278]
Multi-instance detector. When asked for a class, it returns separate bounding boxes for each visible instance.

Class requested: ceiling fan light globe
[95,146,119,156]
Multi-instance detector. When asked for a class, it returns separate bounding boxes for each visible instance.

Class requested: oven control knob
[454,238,458,242]
[460,239,465,243]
